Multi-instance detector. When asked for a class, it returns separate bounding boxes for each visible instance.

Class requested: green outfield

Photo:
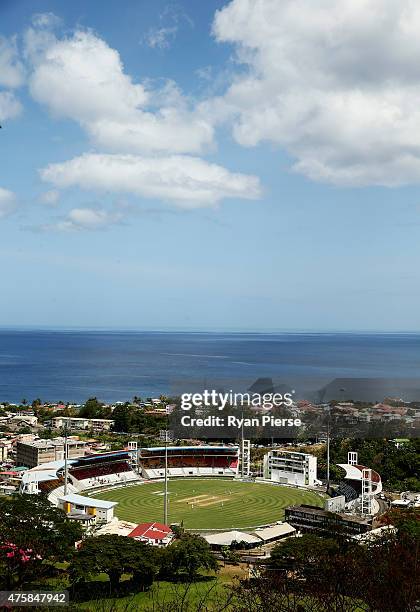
[91,479,325,530]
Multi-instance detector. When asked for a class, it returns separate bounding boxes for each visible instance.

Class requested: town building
[128,522,173,547]
[16,438,89,468]
[0,440,10,461]
[52,416,114,431]
[285,504,372,536]
[58,493,117,524]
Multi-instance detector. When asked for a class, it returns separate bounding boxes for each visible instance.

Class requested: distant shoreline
[0,327,419,335]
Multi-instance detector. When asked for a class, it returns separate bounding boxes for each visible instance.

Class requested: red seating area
[355,465,381,483]
[141,455,237,470]
[210,456,230,468]
[70,461,131,481]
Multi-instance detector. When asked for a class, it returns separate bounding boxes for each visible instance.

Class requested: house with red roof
[127,522,173,547]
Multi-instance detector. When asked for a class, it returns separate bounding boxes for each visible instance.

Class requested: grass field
[91,479,325,529]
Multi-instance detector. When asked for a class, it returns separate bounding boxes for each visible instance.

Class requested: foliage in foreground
[69,532,219,597]
[0,495,83,590]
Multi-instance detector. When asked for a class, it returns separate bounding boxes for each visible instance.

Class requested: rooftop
[59,494,117,509]
[19,438,87,449]
[54,417,114,422]
[253,522,296,541]
[95,519,137,537]
[204,530,261,546]
[128,522,172,540]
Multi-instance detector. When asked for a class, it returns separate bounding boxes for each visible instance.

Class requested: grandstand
[20,460,74,496]
[332,463,382,515]
[333,480,359,503]
[138,445,239,479]
[20,446,240,506]
[20,451,140,505]
[68,451,139,490]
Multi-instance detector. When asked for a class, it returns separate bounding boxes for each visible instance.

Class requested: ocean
[0,330,419,403]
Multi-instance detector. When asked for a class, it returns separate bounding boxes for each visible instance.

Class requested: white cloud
[211,0,420,187]
[0,36,24,124]
[0,187,17,218]
[26,28,213,154]
[39,189,60,206]
[0,91,22,121]
[44,207,123,232]
[31,12,62,29]
[40,153,261,208]
[0,36,25,88]
[28,30,148,122]
[144,26,178,50]
[143,5,193,50]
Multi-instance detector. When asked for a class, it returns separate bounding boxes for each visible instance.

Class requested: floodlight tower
[361,468,374,516]
[348,451,358,466]
[326,404,331,490]
[241,439,251,477]
[159,426,172,525]
[164,431,168,524]
[63,422,69,495]
[128,441,138,472]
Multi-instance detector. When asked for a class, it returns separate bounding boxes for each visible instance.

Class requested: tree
[79,397,111,419]
[0,495,83,590]
[17,426,32,434]
[166,534,219,580]
[269,533,341,572]
[221,546,240,566]
[70,535,159,593]
[112,403,135,432]
[253,523,420,612]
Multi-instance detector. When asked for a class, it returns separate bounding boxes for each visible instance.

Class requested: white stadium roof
[58,493,117,509]
[253,523,295,541]
[21,459,77,485]
[204,530,261,547]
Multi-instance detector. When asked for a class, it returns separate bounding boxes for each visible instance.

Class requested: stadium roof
[74,451,129,463]
[128,522,172,540]
[204,531,261,546]
[337,464,381,483]
[21,459,77,484]
[253,523,295,541]
[28,459,76,471]
[58,494,117,509]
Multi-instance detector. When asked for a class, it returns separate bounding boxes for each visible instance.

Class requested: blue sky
[1,0,420,332]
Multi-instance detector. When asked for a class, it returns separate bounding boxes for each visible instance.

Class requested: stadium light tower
[325,404,331,490]
[164,430,168,524]
[348,451,358,466]
[361,468,373,515]
[160,425,173,525]
[63,422,69,495]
